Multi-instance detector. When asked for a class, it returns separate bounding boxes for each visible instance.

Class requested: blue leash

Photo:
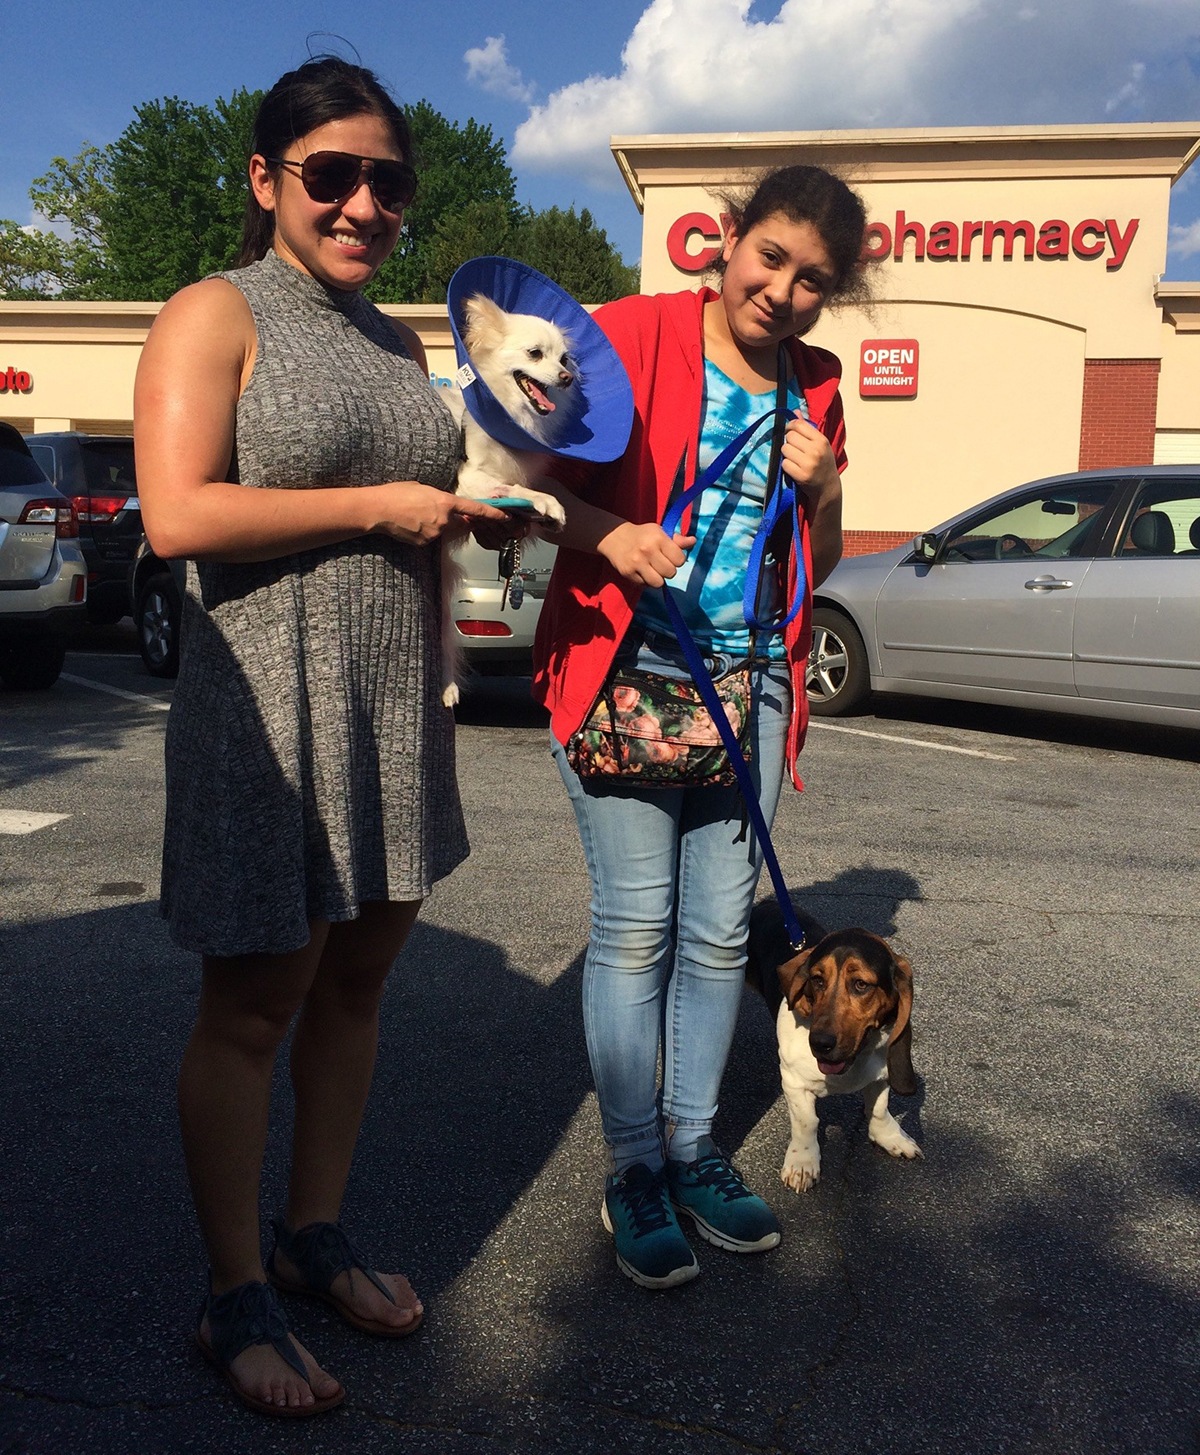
[658,407,809,952]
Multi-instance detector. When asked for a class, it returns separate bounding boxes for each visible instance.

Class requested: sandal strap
[202,1279,308,1383]
[270,1217,396,1306]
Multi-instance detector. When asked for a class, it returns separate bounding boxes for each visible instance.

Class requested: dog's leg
[863,1078,923,1161]
[779,1077,822,1192]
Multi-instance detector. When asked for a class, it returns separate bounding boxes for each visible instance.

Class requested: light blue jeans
[553,635,792,1175]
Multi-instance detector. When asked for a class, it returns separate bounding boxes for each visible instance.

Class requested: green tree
[101,94,258,299]
[0,144,113,298]
[512,206,639,302]
[369,101,520,303]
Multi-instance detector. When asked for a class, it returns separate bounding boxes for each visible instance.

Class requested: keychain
[499,538,524,610]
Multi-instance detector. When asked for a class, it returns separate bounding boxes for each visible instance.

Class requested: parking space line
[60,673,171,712]
[0,810,70,834]
[807,721,1017,760]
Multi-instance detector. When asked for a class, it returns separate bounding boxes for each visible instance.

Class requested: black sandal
[267,1217,424,1337]
[196,1278,345,1417]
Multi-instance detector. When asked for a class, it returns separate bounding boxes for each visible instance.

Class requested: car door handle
[1024,575,1074,592]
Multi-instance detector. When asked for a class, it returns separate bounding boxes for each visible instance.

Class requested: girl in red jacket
[532,166,871,1289]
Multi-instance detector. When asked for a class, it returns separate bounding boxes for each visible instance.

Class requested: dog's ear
[462,293,507,353]
[885,953,918,1095]
[776,949,814,1018]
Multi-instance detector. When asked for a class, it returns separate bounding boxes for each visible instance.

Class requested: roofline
[611,121,1200,210]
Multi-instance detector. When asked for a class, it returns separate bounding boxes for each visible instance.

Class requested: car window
[1117,481,1200,557]
[0,443,52,488]
[942,482,1117,561]
[80,441,137,493]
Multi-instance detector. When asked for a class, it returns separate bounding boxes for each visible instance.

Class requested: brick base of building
[1079,359,1160,469]
[843,529,912,557]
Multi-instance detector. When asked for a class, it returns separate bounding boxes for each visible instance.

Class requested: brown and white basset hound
[747,900,922,1193]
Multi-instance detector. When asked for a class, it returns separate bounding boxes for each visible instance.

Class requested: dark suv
[24,432,141,625]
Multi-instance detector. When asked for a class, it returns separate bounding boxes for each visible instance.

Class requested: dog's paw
[868,1116,923,1161]
[781,1141,821,1193]
[441,683,460,708]
[521,490,566,527]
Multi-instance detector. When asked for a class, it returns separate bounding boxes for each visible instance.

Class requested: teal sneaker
[601,1163,700,1290]
[666,1148,781,1253]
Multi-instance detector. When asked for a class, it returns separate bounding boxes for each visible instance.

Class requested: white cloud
[465,35,536,105]
[1169,219,1200,258]
[511,0,1200,185]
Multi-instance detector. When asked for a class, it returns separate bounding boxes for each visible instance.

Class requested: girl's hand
[780,413,841,509]
[371,484,510,546]
[599,522,696,588]
[470,514,532,552]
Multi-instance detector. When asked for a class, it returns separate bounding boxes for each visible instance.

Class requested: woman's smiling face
[250,111,407,291]
[718,212,836,354]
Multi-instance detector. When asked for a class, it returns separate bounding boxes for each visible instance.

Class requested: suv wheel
[806,607,870,716]
[136,571,181,678]
[0,637,68,690]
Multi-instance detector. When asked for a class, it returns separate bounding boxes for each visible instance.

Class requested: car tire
[136,571,181,678]
[806,607,870,716]
[0,637,67,691]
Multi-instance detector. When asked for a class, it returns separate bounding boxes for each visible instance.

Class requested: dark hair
[236,56,412,267]
[712,165,873,310]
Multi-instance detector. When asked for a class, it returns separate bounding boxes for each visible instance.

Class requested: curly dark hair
[711,165,873,310]
[236,56,411,267]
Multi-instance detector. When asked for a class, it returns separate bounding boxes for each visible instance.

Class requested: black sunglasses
[267,151,417,213]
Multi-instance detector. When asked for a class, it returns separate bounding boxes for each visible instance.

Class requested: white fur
[776,1001,922,1193]
[436,295,575,706]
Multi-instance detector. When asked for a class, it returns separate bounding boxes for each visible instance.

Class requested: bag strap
[660,357,807,636]
[658,584,808,951]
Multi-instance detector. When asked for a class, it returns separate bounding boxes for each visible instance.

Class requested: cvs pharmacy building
[613,122,1200,551]
[2,123,1197,552]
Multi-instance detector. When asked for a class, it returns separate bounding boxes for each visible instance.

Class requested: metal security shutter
[1154,432,1200,464]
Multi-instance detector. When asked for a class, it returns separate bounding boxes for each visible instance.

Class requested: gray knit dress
[160,249,468,956]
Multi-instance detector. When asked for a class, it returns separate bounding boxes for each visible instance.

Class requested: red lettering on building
[666,212,724,273]
[0,366,33,393]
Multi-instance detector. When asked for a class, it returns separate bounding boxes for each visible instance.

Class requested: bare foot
[272,1246,424,1334]
[199,1310,342,1411]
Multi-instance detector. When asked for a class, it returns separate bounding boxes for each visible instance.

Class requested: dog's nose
[809,1029,838,1058]
[559,370,574,388]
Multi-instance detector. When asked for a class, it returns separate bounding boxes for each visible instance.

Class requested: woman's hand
[781,412,844,587]
[780,413,841,508]
[598,522,695,588]
[469,514,531,553]
[370,484,511,546]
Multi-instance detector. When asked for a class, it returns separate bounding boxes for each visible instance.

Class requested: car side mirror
[912,532,941,562]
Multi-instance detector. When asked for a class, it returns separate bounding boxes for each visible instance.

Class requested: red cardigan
[531,287,848,790]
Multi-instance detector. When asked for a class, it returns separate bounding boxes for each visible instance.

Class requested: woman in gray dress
[134,58,510,1418]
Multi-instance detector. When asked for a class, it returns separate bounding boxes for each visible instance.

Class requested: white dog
[437,294,574,706]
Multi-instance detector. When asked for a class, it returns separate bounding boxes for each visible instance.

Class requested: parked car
[24,432,141,625]
[129,530,557,681]
[0,423,88,689]
[807,465,1200,730]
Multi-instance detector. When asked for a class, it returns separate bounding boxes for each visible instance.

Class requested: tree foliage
[1,91,637,306]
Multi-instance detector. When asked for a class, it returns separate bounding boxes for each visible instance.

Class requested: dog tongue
[526,379,555,413]
[817,1058,847,1075]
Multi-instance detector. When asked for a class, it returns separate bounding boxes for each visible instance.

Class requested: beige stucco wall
[3,123,1198,528]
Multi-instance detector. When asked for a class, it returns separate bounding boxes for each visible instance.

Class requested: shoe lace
[618,1173,673,1237]
[690,1153,752,1202]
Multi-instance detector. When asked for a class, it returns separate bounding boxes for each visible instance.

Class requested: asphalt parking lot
[2,626,1198,1455]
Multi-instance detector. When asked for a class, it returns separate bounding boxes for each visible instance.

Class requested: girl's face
[250,112,407,291]
[719,212,836,352]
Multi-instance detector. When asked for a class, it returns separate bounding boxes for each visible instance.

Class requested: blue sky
[5,0,1200,277]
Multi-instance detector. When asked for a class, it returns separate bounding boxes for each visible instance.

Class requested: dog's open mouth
[816,1056,851,1076]
[515,371,557,415]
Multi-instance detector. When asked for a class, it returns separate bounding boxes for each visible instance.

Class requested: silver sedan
[806,465,1200,730]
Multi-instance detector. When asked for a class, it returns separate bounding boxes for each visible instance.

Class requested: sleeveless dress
[160,248,468,956]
